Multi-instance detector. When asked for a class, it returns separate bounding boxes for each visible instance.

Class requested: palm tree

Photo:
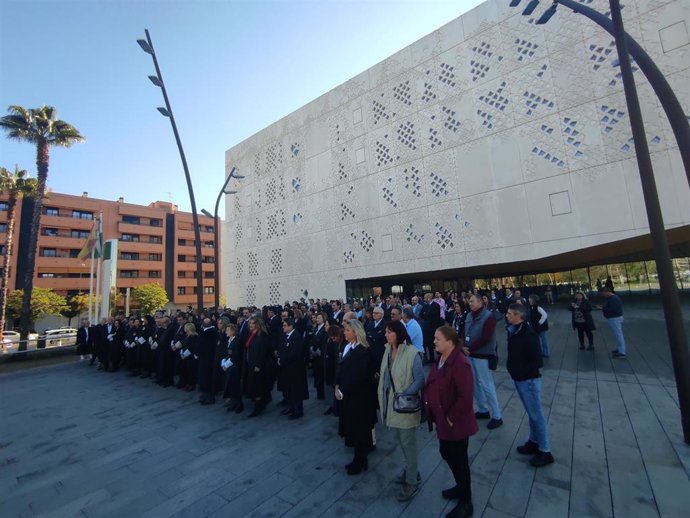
[0,166,37,344]
[0,105,84,343]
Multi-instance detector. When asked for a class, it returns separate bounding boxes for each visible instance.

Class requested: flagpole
[95,213,103,320]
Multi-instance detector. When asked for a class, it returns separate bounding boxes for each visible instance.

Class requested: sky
[0,0,484,215]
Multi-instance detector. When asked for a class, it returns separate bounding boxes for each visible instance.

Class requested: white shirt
[343,341,357,358]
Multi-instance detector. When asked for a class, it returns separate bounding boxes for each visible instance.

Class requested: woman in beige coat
[378,320,425,502]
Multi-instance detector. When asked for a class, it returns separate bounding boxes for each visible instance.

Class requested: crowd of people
[74,286,629,517]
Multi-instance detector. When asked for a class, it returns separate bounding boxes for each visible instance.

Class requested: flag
[77,216,103,260]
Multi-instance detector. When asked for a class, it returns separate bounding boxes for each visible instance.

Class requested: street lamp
[202,166,244,310]
[137,29,205,314]
[510,0,690,443]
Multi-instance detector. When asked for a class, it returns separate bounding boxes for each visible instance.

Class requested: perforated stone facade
[223,0,690,305]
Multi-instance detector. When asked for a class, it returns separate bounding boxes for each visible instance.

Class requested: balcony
[40,214,94,230]
[117,241,164,254]
[34,277,90,292]
[118,221,164,237]
[36,256,88,268]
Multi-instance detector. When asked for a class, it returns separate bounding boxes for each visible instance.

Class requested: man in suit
[330,301,344,325]
[310,312,327,400]
[278,318,309,419]
[93,317,108,370]
[197,318,219,405]
[365,306,387,371]
[76,319,93,362]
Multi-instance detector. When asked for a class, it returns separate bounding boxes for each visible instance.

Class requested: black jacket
[506,323,543,382]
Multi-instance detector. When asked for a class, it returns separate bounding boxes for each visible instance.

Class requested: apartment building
[0,191,218,309]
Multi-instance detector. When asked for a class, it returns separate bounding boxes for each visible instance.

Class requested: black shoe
[487,418,503,430]
[587,345,594,351]
[89,360,95,366]
[530,451,555,467]
[346,459,368,475]
[288,413,303,420]
[97,365,103,371]
[579,344,585,350]
[278,399,287,406]
[441,485,460,500]
[234,404,244,414]
[446,502,473,518]
[612,351,627,359]
[474,411,490,420]
[280,408,293,416]
[516,440,539,455]
[323,407,334,415]
[248,403,264,418]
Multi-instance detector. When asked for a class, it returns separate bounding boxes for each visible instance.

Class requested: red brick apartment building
[0,191,219,309]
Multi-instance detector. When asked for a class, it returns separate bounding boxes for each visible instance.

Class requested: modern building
[223,0,690,304]
[0,191,219,309]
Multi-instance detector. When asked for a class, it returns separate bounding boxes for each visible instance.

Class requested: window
[204,271,214,279]
[204,286,214,294]
[42,228,59,237]
[204,241,214,249]
[177,287,186,295]
[69,249,81,258]
[121,233,140,242]
[205,226,214,233]
[120,270,139,278]
[178,255,186,262]
[203,256,215,264]
[38,273,56,278]
[148,253,162,261]
[149,218,162,227]
[122,215,140,225]
[148,235,162,244]
[70,230,89,239]
[121,252,140,261]
[0,245,5,255]
[44,207,59,216]
[177,271,186,278]
[0,223,7,232]
[177,239,186,246]
[148,271,161,278]
[72,210,93,220]
[41,248,57,257]
[0,202,8,211]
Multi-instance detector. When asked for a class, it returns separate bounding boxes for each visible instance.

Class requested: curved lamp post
[137,29,204,313]
[201,166,244,310]
[510,0,690,443]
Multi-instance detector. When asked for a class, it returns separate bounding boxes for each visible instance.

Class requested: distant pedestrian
[568,291,595,350]
[600,287,626,358]
[505,303,554,468]
[528,295,550,358]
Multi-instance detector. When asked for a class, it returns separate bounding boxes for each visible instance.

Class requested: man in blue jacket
[600,287,626,358]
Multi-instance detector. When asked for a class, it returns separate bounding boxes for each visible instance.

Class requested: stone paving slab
[1,299,690,517]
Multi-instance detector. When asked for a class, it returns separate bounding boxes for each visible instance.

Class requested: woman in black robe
[243,316,271,417]
[223,323,245,413]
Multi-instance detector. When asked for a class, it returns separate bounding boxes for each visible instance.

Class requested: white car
[1,330,40,354]
[43,328,78,348]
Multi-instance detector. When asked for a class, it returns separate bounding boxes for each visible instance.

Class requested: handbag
[488,353,498,371]
[388,352,421,413]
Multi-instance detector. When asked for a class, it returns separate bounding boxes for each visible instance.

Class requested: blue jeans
[538,331,550,357]
[514,378,550,453]
[470,357,502,419]
[606,316,626,354]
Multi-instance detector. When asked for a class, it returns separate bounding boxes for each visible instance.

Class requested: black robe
[335,344,377,442]
[243,332,270,399]
[277,331,309,402]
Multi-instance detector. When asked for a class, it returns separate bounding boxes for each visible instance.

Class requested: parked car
[43,327,78,348]
[1,330,40,354]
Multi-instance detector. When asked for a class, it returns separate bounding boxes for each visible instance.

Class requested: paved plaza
[1,298,690,517]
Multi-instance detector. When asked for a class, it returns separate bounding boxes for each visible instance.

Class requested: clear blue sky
[0,0,482,214]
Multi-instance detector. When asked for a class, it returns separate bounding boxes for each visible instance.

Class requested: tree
[0,105,84,341]
[61,293,100,326]
[131,283,169,315]
[0,165,37,346]
[6,287,68,324]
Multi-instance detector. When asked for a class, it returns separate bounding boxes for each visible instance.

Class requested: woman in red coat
[424,325,478,518]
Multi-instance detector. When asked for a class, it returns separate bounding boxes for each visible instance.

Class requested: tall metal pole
[212,169,235,310]
[141,29,204,314]
[609,0,690,443]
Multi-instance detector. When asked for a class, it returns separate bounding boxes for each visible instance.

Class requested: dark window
[41,248,57,257]
[148,253,162,261]
[148,271,161,278]
[72,210,93,220]
[0,223,8,232]
[178,255,186,262]
[203,256,215,264]
[122,215,140,225]
[205,226,214,232]
[121,252,140,261]
[120,270,139,278]
[149,219,162,227]
[204,271,214,279]
[0,202,8,211]
[70,230,89,239]
[69,249,81,258]
[177,271,186,278]
[204,241,214,249]
[44,207,59,216]
[177,287,186,295]
[0,245,6,254]
[177,239,186,246]
[148,235,162,244]
[121,233,140,242]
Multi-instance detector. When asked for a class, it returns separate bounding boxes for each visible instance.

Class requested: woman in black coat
[243,316,271,417]
[335,319,377,475]
[179,323,199,392]
[223,323,245,413]
[568,291,596,350]
[324,323,343,415]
